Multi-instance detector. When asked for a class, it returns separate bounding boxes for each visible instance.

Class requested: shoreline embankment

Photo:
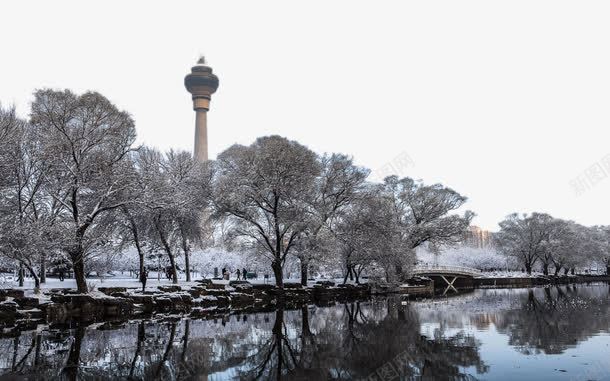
[0,275,608,329]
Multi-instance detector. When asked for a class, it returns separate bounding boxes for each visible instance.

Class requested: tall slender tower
[184,57,219,162]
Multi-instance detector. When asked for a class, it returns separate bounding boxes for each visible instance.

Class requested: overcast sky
[2,1,609,231]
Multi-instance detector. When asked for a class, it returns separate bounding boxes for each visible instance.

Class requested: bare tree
[592,226,610,275]
[495,213,555,274]
[380,176,473,281]
[116,204,148,280]
[0,105,60,290]
[537,218,568,276]
[132,148,212,283]
[0,105,21,186]
[163,150,213,281]
[213,136,319,288]
[295,154,368,285]
[30,89,138,293]
[333,188,395,283]
[132,147,180,283]
[546,220,583,275]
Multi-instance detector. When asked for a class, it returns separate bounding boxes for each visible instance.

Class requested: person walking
[140,268,149,293]
[243,267,248,280]
[236,269,241,280]
[17,266,24,287]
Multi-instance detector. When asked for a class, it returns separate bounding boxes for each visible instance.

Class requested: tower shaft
[194,110,208,162]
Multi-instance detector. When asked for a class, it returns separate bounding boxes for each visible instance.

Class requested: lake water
[1,283,609,380]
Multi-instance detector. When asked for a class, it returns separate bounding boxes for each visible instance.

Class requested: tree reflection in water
[493,284,610,355]
[0,284,608,380]
[230,300,486,381]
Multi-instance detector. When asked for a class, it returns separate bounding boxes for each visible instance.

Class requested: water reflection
[494,285,610,355]
[0,284,609,380]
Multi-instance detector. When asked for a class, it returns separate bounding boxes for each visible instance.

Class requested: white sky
[2,1,610,231]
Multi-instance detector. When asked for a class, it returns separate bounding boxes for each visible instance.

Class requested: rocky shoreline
[1,275,608,330]
[0,280,371,330]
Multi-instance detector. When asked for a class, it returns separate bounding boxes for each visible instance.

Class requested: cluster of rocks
[0,288,134,326]
[0,280,371,326]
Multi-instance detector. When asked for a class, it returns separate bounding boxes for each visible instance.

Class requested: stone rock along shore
[0,280,371,328]
[2,274,606,330]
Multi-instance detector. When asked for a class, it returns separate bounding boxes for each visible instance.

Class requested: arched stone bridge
[412,265,481,294]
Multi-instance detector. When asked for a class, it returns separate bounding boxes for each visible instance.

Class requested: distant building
[463,226,493,248]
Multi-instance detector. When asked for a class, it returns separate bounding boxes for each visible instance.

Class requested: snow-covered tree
[130,148,213,283]
[545,221,588,275]
[30,89,138,293]
[496,213,604,276]
[332,187,398,283]
[294,153,369,285]
[0,104,62,290]
[164,150,214,281]
[380,176,473,281]
[495,213,555,274]
[592,226,610,275]
[0,105,21,187]
[213,136,319,288]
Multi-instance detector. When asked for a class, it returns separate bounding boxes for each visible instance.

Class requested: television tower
[184,57,219,162]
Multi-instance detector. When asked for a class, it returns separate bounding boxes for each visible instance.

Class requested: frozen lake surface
[1,283,609,380]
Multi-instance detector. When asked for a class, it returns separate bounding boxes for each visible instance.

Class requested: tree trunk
[134,233,145,283]
[180,228,191,282]
[348,266,354,281]
[355,266,362,284]
[606,265,610,276]
[542,263,549,276]
[40,255,46,284]
[553,267,560,276]
[138,251,145,283]
[300,260,308,286]
[272,260,283,289]
[564,268,569,275]
[23,262,41,292]
[155,220,178,284]
[124,207,145,284]
[525,263,532,275]
[18,263,24,287]
[71,249,88,294]
[184,251,191,282]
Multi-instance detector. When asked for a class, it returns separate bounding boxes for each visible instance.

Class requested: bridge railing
[412,264,481,276]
